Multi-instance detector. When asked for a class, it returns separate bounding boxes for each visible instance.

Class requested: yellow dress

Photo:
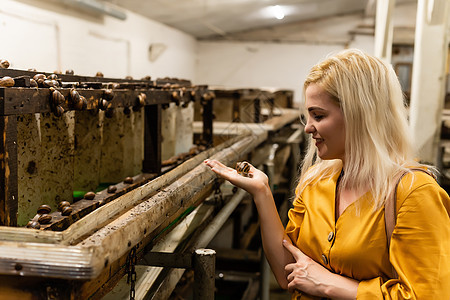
[285,170,450,299]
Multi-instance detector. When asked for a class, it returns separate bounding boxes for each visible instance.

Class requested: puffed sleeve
[285,188,307,244]
[357,173,450,299]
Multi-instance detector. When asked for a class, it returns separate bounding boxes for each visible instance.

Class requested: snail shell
[50,88,65,106]
[99,99,108,110]
[33,74,46,86]
[53,105,64,117]
[73,98,84,111]
[33,74,45,81]
[26,221,40,229]
[37,204,51,215]
[38,214,52,224]
[69,88,80,104]
[103,89,114,100]
[0,76,15,87]
[43,79,56,88]
[0,59,10,69]
[0,59,9,69]
[61,206,73,216]
[107,185,117,193]
[30,79,38,88]
[65,69,74,75]
[125,76,133,80]
[137,93,146,106]
[96,71,104,78]
[124,177,133,184]
[84,191,96,200]
[172,91,180,103]
[79,96,88,110]
[48,74,58,80]
[236,161,251,177]
[57,201,71,211]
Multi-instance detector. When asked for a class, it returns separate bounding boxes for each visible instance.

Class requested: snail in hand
[235,161,251,177]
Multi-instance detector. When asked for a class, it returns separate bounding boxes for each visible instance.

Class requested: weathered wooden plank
[73,110,101,192]
[17,114,42,226]
[161,103,177,161]
[39,112,74,211]
[100,109,125,183]
[174,102,194,154]
[0,134,245,243]
[0,240,101,279]
[132,108,144,175]
[39,173,156,232]
[0,114,18,226]
[0,88,189,116]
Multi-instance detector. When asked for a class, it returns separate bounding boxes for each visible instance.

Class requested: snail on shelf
[84,191,96,200]
[235,161,251,177]
[0,76,15,87]
[0,59,10,69]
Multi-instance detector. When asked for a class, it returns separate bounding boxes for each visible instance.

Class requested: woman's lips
[315,138,323,146]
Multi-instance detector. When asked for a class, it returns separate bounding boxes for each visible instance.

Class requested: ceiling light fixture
[271,5,285,20]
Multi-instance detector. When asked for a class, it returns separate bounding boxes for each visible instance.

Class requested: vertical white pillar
[409,0,449,164]
[374,0,396,63]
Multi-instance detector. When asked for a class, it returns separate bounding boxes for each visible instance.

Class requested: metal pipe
[194,188,247,248]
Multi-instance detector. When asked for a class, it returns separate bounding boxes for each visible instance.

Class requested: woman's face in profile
[304,83,346,162]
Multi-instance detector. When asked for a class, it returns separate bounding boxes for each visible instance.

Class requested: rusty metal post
[201,93,214,148]
[193,248,216,300]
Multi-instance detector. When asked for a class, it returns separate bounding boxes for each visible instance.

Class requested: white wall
[0,0,197,80]
[196,41,374,104]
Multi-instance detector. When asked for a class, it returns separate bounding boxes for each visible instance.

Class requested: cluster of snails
[0,76,14,87]
[69,88,87,111]
[58,201,73,216]
[26,201,74,229]
[49,87,65,117]
[26,204,52,229]
[32,73,60,89]
[100,89,115,118]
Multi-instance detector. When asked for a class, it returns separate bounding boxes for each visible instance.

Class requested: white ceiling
[103,0,375,41]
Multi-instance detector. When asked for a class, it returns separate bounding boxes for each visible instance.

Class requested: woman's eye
[300,114,307,125]
[313,115,324,121]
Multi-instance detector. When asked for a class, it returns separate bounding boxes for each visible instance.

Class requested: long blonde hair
[299,49,424,210]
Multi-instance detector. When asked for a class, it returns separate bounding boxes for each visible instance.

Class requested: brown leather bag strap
[385,168,435,279]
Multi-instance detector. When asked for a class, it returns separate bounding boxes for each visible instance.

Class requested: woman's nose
[304,119,315,134]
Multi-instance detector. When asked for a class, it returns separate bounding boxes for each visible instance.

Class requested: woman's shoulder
[396,168,449,208]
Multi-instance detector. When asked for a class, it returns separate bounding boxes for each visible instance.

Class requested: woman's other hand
[283,240,358,299]
[204,159,269,196]
[283,239,332,296]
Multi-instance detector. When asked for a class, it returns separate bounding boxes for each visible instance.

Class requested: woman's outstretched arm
[204,159,294,288]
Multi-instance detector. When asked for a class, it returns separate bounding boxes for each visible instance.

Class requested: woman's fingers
[282,239,305,261]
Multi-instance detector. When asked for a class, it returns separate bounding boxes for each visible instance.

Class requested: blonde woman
[204,49,450,299]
